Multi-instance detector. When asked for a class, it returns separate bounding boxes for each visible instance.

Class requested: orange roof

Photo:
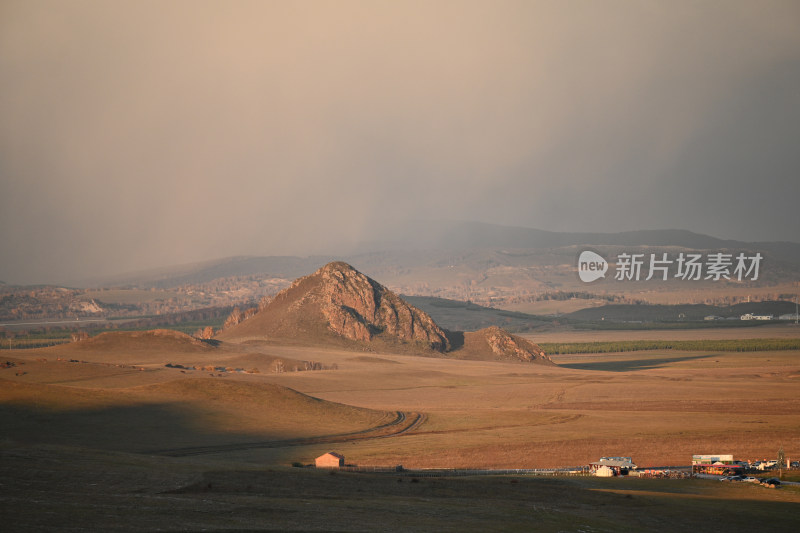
[318,452,344,459]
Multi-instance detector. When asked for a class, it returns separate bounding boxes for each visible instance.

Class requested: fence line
[1,339,70,350]
[339,466,590,477]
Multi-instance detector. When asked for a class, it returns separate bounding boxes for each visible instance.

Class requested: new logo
[578,250,608,283]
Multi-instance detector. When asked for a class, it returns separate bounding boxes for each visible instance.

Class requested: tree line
[540,338,800,354]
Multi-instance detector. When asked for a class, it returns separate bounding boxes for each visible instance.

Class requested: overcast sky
[1,0,799,284]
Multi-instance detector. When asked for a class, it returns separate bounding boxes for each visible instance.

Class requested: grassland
[1,326,799,531]
[3,446,798,532]
[245,345,800,470]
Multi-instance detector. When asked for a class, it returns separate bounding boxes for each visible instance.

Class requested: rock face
[316,262,450,351]
[217,262,450,352]
[461,326,554,364]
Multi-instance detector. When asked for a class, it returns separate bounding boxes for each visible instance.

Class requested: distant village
[312,452,798,487]
[705,312,800,321]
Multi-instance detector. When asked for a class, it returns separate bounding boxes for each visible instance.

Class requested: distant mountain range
[369,221,800,254]
[80,222,800,289]
[361,220,800,261]
[84,256,332,289]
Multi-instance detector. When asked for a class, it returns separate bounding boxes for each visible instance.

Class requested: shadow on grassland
[162,469,800,532]
[0,402,292,458]
[557,354,713,372]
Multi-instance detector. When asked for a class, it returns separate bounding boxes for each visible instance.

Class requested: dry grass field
[3,446,799,532]
[239,344,800,470]
[2,325,799,531]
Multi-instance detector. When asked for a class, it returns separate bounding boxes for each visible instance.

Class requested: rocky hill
[459,326,552,364]
[216,262,450,353]
[217,262,552,364]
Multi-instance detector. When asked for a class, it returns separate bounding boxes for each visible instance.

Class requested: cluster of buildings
[691,454,796,474]
[704,313,800,321]
[313,452,795,478]
[739,313,774,321]
[590,454,796,477]
[588,457,636,477]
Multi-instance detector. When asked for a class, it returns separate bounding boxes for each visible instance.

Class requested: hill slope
[69,329,213,353]
[44,329,324,372]
[0,377,389,452]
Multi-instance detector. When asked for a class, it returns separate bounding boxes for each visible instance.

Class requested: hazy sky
[2,0,799,284]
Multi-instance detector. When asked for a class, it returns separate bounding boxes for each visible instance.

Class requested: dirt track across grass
[152,411,426,457]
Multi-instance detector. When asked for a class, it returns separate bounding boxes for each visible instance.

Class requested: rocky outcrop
[218,262,450,352]
[461,326,554,364]
[217,262,553,364]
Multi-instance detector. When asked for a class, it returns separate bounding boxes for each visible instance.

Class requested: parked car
[762,478,781,487]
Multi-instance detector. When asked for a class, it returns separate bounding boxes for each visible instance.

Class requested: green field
[541,338,800,354]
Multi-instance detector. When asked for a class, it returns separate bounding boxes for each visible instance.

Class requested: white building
[594,465,615,477]
[740,313,773,321]
[590,457,636,476]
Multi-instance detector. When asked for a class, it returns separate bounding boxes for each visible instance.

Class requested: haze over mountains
[3,223,797,332]
[77,222,800,289]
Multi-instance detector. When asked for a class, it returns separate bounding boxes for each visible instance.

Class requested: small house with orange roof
[315,452,345,468]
